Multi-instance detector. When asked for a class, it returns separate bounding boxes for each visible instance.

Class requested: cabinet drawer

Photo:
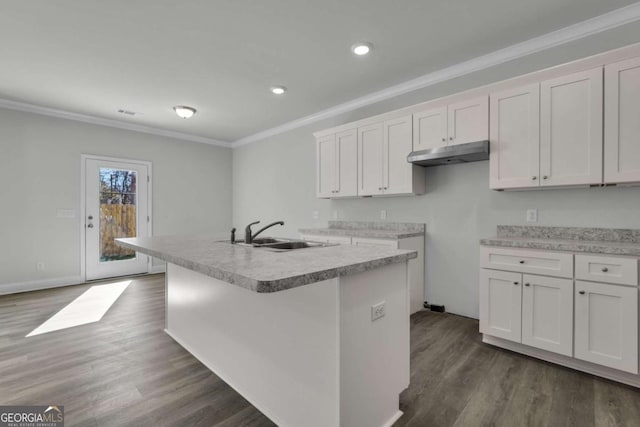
[575,254,638,286]
[480,247,573,278]
[351,237,399,249]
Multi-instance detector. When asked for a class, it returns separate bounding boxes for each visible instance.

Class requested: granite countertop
[117,235,417,293]
[480,226,640,257]
[300,221,426,239]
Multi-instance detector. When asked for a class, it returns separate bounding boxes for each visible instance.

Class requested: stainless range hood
[407,140,489,167]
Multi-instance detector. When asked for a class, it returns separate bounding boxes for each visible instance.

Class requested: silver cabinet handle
[383,187,388,190]
[519,260,525,264]
[602,267,609,272]
[449,137,453,141]
[442,137,446,142]
[543,176,548,180]
[525,283,530,287]
[532,176,537,180]
[87,223,94,228]
[579,291,585,295]
[513,282,519,285]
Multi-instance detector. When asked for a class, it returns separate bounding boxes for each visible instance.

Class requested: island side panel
[165,264,340,427]
[339,261,410,427]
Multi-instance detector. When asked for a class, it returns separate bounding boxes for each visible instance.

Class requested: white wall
[0,108,232,288]
[233,22,640,318]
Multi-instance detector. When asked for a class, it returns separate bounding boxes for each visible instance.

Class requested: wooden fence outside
[100,204,137,261]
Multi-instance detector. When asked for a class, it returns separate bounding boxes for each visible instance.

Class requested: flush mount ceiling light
[173,105,197,119]
[270,86,287,95]
[351,42,373,56]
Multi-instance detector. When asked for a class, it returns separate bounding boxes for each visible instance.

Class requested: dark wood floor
[1,275,639,427]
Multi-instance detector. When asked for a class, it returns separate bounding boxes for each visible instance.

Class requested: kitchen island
[117,235,417,427]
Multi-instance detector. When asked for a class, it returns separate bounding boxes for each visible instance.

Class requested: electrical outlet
[312,210,319,220]
[36,262,45,271]
[526,208,538,223]
[371,301,386,321]
[380,210,387,220]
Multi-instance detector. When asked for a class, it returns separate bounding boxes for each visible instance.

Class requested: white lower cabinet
[574,280,638,374]
[479,269,522,342]
[480,245,640,383]
[521,274,573,356]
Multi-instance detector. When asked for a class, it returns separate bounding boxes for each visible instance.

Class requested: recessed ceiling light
[173,105,197,119]
[351,42,373,56]
[270,86,287,95]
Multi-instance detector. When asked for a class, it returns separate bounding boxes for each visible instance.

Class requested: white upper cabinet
[316,130,357,198]
[335,129,358,198]
[447,96,489,145]
[540,68,603,187]
[489,84,541,190]
[412,106,447,151]
[316,134,336,198]
[358,123,385,196]
[412,96,488,150]
[384,116,415,194]
[605,57,640,184]
[358,116,425,197]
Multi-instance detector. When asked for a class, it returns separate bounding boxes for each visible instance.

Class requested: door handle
[87,223,94,228]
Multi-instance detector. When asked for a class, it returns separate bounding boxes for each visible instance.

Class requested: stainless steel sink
[219,237,336,251]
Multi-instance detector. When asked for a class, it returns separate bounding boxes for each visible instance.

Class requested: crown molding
[0,98,232,148]
[233,2,640,147]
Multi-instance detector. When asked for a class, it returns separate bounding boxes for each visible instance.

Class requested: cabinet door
[605,57,640,184]
[479,269,522,342]
[316,134,336,198]
[540,68,603,186]
[521,275,573,356]
[358,123,384,196]
[383,116,413,194]
[447,96,489,145]
[489,84,541,189]
[413,106,447,150]
[335,129,357,197]
[575,280,638,374]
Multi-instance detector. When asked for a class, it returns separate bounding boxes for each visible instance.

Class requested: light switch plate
[526,208,538,223]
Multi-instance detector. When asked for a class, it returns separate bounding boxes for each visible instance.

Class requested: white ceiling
[0,0,637,143]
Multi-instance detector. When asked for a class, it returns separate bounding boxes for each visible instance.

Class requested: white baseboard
[382,411,404,427]
[0,275,84,295]
[483,334,640,388]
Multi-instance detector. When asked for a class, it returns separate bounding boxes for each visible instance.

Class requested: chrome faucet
[244,220,284,244]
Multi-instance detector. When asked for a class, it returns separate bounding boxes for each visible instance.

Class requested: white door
[316,134,336,198]
[383,115,413,195]
[413,106,447,150]
[85,157,150,281]
[574,280,638,374]
[489,84,541,190]
[605,57,640,184]
[447,96,489,145]
[540,68,603,186]
[358,123,384,196]
[521,274,573,356]
[479,269,522,342]
[335,129,357,198]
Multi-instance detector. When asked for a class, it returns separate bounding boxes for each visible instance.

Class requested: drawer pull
[519,260,525,264]
[601,267,609,273]
[513,282,519,285]
[579,291,586,295]
[524,283,530,287]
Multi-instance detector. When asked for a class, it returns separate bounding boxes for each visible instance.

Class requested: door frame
[80,154,153,281]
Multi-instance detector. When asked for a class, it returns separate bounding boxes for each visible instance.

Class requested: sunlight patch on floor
[26,280,131,337]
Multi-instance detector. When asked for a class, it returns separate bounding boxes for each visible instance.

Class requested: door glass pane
[99,168,137,262]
